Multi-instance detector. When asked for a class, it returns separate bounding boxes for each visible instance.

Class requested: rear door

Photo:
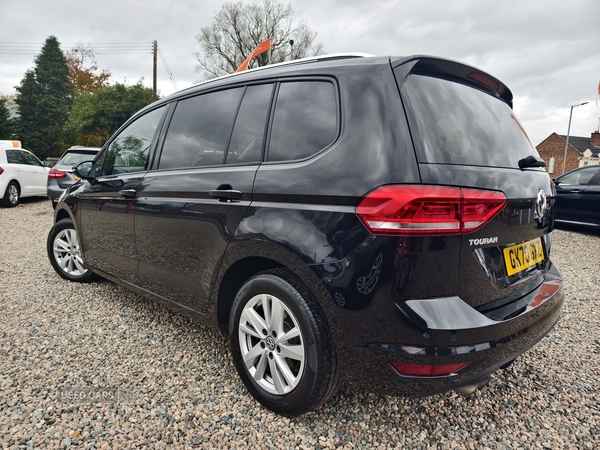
[19,150,48,195]
[5,149,46,195]
[135,84,273,312]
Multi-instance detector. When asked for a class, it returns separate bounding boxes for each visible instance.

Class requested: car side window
[159,88,243,170]
[20,150,43,167]
[6,150,25,164]
[267,81,337,162]
[558,167,600,186]
[225,84,273,165]
[100,106,166,176]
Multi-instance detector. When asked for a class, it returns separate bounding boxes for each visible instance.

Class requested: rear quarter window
[267,81,338,162]
[400,74,538,168]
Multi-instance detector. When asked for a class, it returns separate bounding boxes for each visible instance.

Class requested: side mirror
[43,161,52,168]
[73,160,95,180]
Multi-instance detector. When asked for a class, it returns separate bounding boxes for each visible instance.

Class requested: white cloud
[1,0,599,145]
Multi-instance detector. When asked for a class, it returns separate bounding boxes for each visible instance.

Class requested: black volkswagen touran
[48,54,564,415]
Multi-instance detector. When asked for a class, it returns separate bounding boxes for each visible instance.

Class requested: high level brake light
[356,185,507,236]
[48,168,67,179]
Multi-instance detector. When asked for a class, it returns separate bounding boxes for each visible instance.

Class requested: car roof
[135,52,513,115]
[64,146,101,152]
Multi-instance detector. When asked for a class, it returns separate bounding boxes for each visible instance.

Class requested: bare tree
[194,0,324,79]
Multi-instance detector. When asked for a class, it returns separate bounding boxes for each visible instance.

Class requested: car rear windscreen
[400,74,539,168]
[59,151,98,166]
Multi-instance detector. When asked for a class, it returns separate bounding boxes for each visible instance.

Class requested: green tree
[194,0,323,79]
[65,81,153,147]
[15,36,71,158]
[0,97,14,139]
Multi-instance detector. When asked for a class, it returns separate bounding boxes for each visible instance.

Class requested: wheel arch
[215,256,285,333]
[3,179,20,196]
[54,207,72,223]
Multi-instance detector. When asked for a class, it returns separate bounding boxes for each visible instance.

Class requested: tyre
[229,270,339,415]
[47,218,99,282]
[1,181,20,207]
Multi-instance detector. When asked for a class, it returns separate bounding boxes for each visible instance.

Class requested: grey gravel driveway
[0,199,598,449]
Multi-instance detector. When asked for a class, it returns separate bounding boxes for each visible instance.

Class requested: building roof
[557,134,600,154]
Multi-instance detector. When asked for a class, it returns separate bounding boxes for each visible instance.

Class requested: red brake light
[467,72,499,91]
[391,361,469,377]
[356,185,506,235]
[48,168,67,179]
[0,166,4,175]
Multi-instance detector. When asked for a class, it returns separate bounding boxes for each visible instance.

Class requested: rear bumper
[326,262,564,397]
[47,183,65,203]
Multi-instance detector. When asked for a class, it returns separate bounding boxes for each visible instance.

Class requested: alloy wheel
[238,293,305,395]
[7,184,18,205]
[52,228,88,277]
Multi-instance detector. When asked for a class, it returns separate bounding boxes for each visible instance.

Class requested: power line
[0,42,153,55]
[157,44,178,91]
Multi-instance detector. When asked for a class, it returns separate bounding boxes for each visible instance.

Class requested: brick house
[536,130,600,175]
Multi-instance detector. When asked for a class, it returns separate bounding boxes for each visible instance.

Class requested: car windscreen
[400,74,539,168]
[58,151,98,166]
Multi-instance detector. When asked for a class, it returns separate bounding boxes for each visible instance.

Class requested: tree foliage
[194,0,323,79]
[66,44,111,97]
[14,36,71,158]
[0,97,14,139]
[65,82,153,147]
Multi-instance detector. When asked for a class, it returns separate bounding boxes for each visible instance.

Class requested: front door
[77,106,167,282]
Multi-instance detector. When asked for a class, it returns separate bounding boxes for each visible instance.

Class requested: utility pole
[561,102,588,174]
[152,40,157,102]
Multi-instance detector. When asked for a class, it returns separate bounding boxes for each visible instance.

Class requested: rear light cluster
[48,168,67,179]
[356,185,507,236]
[391,361,469,377]
[0,167,4,175]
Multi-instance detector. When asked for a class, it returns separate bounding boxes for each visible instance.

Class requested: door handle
[119,189,137,198]
[209,189,243,201]
[569,190,581,194]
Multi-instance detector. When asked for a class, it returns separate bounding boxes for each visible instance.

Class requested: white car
[0,140,50,207]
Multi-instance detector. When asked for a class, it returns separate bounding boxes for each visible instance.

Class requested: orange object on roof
[235,39,273,73]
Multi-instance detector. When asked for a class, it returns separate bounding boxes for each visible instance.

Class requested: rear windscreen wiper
[518,155,546,170]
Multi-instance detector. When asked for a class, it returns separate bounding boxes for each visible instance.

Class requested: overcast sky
[1,0,599,146]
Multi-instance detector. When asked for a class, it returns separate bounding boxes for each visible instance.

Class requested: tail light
[391,361,469,377]
[356,185,506,236]
[48,168,67,179]
[0,167,4,175]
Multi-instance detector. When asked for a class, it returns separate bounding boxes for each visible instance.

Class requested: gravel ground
[0,198,599,450]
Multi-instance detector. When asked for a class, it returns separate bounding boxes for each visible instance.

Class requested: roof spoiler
[391,56,513,108]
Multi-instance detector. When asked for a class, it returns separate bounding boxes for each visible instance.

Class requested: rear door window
[267,81,337,162]
[159,88,243,169]
[225,84,273,165]
[400,74,539,168]
[6,150,25,164]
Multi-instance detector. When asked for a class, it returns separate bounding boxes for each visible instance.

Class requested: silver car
[47,146,101,208]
